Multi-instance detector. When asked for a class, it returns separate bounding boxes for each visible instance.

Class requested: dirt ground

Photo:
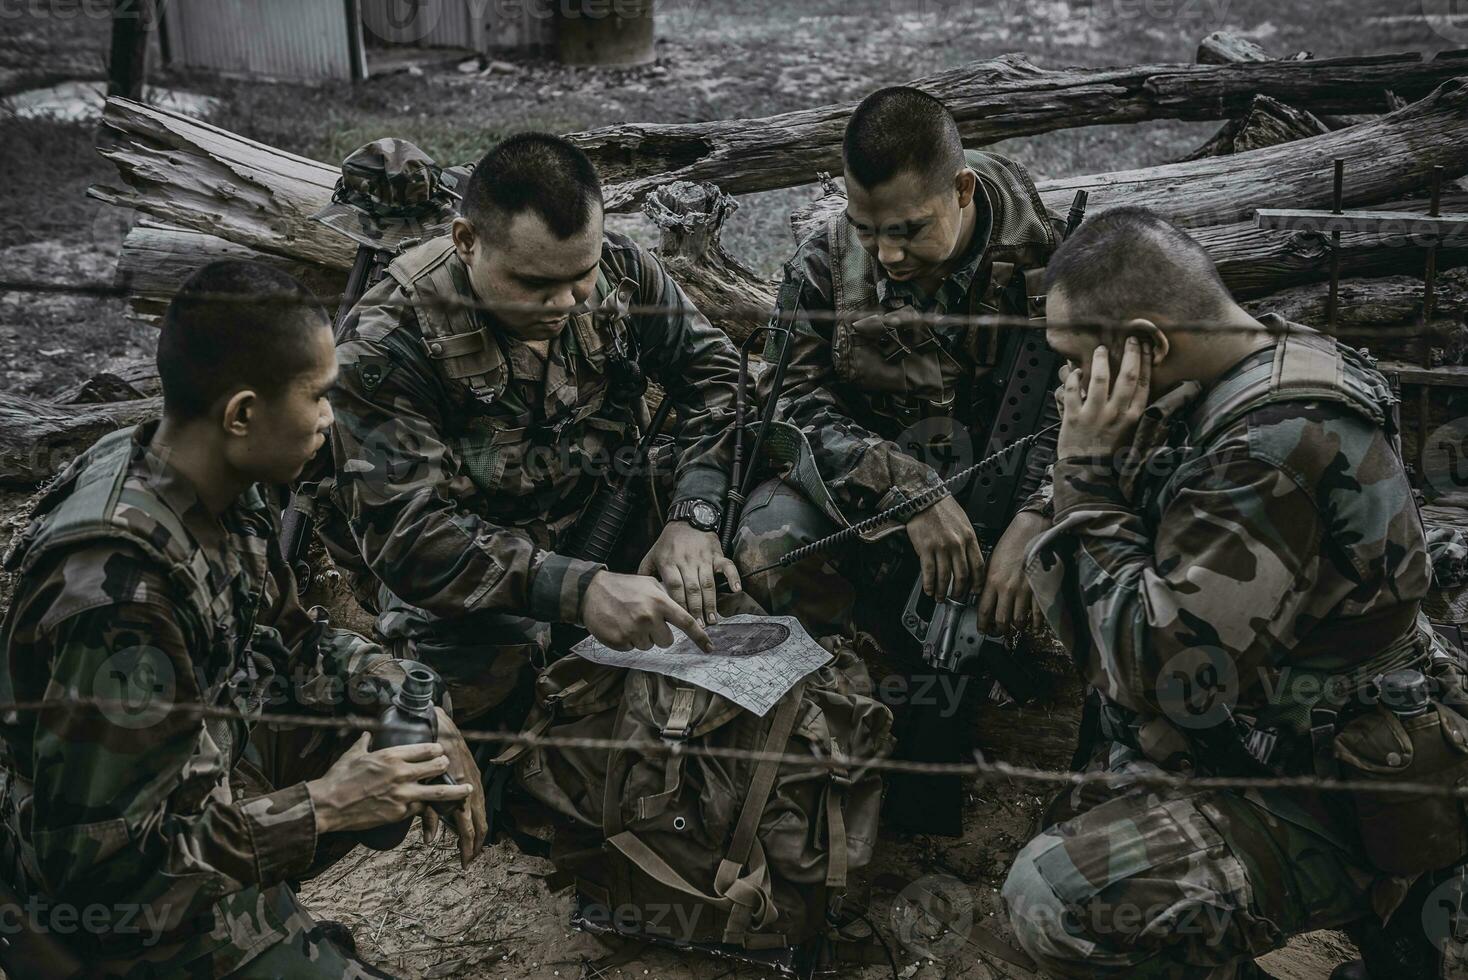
[2,0,1456,975]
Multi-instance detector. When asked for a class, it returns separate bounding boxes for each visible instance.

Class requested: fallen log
[0,394,161,488]
[1179,94,1331,161]
[1242,269,1468,365]
[568,49,1468,210]
[642,182,775,347]
[785,81,1468,234]
[116,218,347,325]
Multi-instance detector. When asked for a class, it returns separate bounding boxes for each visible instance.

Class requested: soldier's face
[227,323,337,484]
[844,166,976,283]
[455,207,604,341]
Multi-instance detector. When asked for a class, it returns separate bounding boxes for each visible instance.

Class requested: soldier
[326,133,744,724]
[730,86,1062,646]
[0,260,487,979]
[1002,207,1467,978]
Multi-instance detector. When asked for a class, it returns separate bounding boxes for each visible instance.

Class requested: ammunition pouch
[1334,653,1468,877]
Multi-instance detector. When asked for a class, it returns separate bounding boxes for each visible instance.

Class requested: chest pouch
[832,309,957,405]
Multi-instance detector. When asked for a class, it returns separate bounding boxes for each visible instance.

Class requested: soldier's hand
[420,708,487,868]
[581,571,714,652]
[1056,337,1152,461]
[639,522,742,627]
[977,510,1049,634]
[904,494,985,601]
[307,734,472,835]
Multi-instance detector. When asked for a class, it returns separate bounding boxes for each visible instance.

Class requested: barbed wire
[11,693,1468,801]
[0,277,1428,339]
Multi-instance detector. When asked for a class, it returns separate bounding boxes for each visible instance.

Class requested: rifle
[897,189,1087,702]
[278,242,396,593]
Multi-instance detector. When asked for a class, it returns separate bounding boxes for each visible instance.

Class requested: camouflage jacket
[1025,319,1443,757]
[0,422,398,969]
[763,150,1062,521]
[329,231,742,628]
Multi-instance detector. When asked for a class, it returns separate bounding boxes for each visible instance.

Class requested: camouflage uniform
[0,422,405,978]
[326,231,742,721]
[1002,319,1463,978]
[731,150,1062,638]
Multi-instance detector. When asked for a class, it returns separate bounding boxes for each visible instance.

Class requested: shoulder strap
[8,429,217,627]
[388,236,508,403]
[1190,323,1392,447]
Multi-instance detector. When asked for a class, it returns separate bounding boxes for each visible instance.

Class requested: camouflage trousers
[1001,742,1382,979]
[731,477,909,640]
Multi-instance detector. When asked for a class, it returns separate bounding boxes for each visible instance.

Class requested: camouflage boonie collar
[312,138,467,250]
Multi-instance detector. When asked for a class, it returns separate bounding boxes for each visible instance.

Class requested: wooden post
[556,0,655,66]
[107,0,155,101]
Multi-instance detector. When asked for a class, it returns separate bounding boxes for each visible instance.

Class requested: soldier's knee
[1002,835,1096,974]
[730,479,828,574]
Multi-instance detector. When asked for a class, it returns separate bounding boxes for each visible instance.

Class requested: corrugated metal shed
[163,0,359,81]
[162,0,553,82]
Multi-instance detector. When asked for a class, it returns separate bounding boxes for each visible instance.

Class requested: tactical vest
[1,426,266,805]
[381,237,646,543]
[1117,323,1442,774]
[387,237,636,409]
[3,427,240,634]
[825,149,1061,414]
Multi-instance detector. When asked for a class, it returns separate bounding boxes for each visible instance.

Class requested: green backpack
[498,637,894,961]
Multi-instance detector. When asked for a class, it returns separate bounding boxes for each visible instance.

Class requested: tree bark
[566,49,1468,210]
[1242,268,1468,366]
[1179,94,1331,161]
[642,182,775,347]
[115,219,347,325]
[0,395,160,488]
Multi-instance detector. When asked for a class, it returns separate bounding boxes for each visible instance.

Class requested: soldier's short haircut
[461,132,603,239]
[158,260,329,421]
[1045,206,1233,326]
[843,87,966,194]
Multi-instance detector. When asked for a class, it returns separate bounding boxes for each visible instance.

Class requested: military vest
[825,149,1062,426]
[1116,325,1439,770]
[4,427,246,635]
[384,237,644,543]
[1,425,269,795]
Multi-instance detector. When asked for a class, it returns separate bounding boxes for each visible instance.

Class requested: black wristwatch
[667,499,722,533]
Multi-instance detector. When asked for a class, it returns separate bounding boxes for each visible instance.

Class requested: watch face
[691,501,719,529]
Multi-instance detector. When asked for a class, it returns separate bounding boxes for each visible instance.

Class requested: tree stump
[643,181,775,347]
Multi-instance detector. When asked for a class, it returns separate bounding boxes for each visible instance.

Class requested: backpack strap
[826,213,878,327]
[602,681,807,947]
[8,427,218,630]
